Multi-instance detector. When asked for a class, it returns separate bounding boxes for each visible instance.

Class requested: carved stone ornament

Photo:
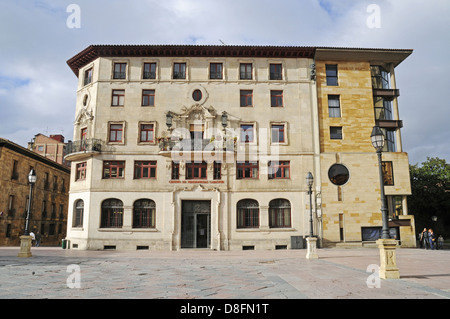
[75,107,94,125]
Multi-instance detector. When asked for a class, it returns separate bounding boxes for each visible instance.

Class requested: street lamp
[221,111,228,128]
[18,169,36,257]
[371,126,399,279]
[370,126,389,239]
[166,112,173,130]
[305,172,318,259]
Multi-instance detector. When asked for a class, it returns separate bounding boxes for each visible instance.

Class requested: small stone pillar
[377,239,400,279]
[306,237,318,260]
[17,235,32,258]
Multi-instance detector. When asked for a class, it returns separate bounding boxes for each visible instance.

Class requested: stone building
[0,138,70,246]
[64,45,415,250]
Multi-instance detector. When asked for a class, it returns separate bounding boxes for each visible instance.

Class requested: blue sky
[0,0,449,165]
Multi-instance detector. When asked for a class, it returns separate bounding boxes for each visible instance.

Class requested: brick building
[28,133,70,167]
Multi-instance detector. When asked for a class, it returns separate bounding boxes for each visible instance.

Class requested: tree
[409,157,450,237]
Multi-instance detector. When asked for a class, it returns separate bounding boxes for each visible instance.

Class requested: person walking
[438,235,444,250]
[29,231,36,247]
[428,229,436,250]
[35,231,41,247]
[421,228,429,249]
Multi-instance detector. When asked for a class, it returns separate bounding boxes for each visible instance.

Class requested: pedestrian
[428,229,436,250]
[29,231,36,247]
[420,228,429,249]
[438,235,444,250]
[35,231,41,247]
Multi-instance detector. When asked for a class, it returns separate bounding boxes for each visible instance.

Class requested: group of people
[419,228,444,250]
[29,231,42,247]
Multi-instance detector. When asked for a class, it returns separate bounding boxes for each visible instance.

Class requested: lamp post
[371,126,399,279]
[18,169,36,258]
[305,172,318,259]
[166,112,173,131]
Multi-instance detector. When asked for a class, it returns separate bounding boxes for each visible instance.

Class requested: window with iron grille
[143,62,156,79]
[237,199,259,228]
[240,63,252,80]
[269,199,291,228]
[102,161,125,179]
[210,63,223,79]
[134,161,157,179]
[270,64,282,80]
[133,199,156,228]
[142,90,155,106]
[101,198,123,228]
[173,63,186,79]
[113,63,127,79]
[268,161,290,179]
[236,161,259,179]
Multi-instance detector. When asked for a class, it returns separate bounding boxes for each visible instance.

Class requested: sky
[0,0,449,166]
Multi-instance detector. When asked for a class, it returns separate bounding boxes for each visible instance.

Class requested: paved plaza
[0,246,449,300]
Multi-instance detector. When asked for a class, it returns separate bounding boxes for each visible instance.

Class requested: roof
[67,44,413,76]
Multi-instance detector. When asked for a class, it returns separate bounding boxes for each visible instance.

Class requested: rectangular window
[103,161,125,179]
[173,63,186,79]
[271,90,283,107]
[42,200,47,218]
[330,126,342,140]
[171,161,180,180]
[109,124,123,142]
[270,64,282,80]
[210,63,223,79]
[134,161,157,179]
[240,63,252,80]
[84,68,93,85]
[240,90,253,107]
[11,160,18,180]
[76,162,87,181]
[236,161,259,179]
[213,161,221,180]
[328,95,341,118]
[142,89,155,106]
[8,195,15,215]
[113,63,127,79]
[371,65,390,89]
[53,176,58,191]
[139,123,154,143]
[143,62,156,79]
[271,124,285,143]
[186,161,207,180]
[326,64,338,86]
[268,161,290,179]
[374,97,393,120]
[240,124,254,143]
[112,89,125,106]
[382,161,394,186]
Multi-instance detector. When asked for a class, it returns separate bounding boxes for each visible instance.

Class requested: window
[213,161,221,180]
[269,199,291,228]
[59,204,64,219]
[53,176,58,191]
[237,199,259,228]
[192,89,202,102]
[103,161,125,179]
[240,124,254,143]
[133,199,155,228]
[51,203,56,219]
[11,160,18,180]
[371,65,390,89]
[382,128,396,152]
[139,124,154,143]
[382,161,394,186]
[112,89,125,106]
[186,161,207,180]
[42,200,47,218]
[8,195,15,215]
[240,63,252,80]
[109,123,123,142]
[75,162,86,181]
[173,63,186,79]
[210,63,223,79]
[271,124,285,143]
[374,97,393,120]
[240,90,253,107]
[171,161,180,180]
[143,62,156,79]
[101,199,123,228]
[270,90,283,107]
[326,64,338,86]
[142,90,155,106]
[236,161,259,179]
[330,126,342,140]
[328,95,341,118]
[134,161,157,179]
[270,64,282,80]
[328,164,350,186]
[268,161,290,179]
[84,68,92,85]
[113,63,127,79]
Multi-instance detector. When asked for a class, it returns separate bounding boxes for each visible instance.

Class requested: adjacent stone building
[64,45,415,251]
[0,138,70,246]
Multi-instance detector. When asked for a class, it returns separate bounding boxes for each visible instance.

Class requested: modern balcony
[372,88,400,99]
[64,138,102,161]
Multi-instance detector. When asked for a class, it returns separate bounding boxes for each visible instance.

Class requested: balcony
[64,138,102,161]
[159,138,236,159]
[372,88,400,99]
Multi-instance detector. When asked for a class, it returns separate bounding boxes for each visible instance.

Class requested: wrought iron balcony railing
[64,138,102,160]
[159,138,235,153]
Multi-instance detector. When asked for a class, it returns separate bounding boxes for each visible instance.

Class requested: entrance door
[181,200,211,248]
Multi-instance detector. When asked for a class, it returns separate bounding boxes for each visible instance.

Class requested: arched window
[133,199,156,228]
[73,199,84,228]
[237,199,259,229]
[269,199,291,228]
[100,198,123,228]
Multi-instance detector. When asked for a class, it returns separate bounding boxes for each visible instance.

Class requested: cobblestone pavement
[0,247,449,300]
